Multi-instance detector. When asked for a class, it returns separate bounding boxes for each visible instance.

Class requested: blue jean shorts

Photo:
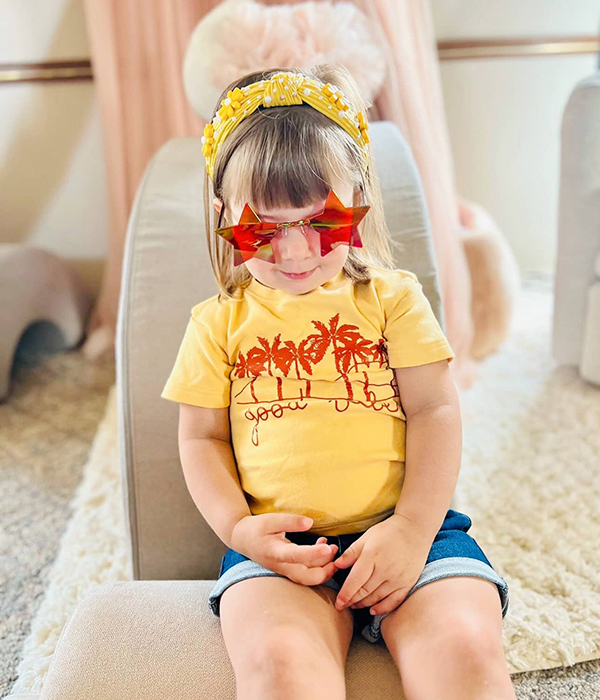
[208,509,509,645]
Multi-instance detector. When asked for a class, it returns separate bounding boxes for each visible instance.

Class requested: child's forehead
[232,180,356,218]
[253,199,327,220]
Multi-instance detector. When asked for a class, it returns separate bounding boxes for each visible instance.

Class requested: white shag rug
[8,280,600,695]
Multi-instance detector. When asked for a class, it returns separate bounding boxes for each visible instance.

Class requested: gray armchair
[38,121,456,699]
[553,72,600,385]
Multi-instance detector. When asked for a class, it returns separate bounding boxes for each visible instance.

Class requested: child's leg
[380,576,516,700]
[219,575,354,700]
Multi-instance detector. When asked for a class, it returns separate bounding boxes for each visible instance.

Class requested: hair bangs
[223,107,351,217]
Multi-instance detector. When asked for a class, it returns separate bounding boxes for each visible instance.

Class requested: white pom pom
[188,3,387,123]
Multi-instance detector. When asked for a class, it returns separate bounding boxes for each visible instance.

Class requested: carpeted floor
[1,343,116,698]
[2,275,600,698]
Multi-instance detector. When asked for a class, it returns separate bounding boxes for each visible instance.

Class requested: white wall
[432,1,599,275]
[0,0,108,279]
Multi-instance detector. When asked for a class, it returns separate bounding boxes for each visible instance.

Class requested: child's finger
[316,537,338,559]
[275,536,338,568]
[284,559,338,587]
[302,538,338,566]
[278,541,334,566]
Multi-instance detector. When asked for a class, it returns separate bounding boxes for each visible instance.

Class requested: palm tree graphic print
[233,313,401,446]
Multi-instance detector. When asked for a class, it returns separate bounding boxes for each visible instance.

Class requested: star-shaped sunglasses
[215,189,370,266]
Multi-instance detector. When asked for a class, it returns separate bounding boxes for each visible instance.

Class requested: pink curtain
[355,0,476,387]
[81,0,208,356]
[83,0,476,387]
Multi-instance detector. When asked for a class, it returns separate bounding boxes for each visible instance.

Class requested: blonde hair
[202,63,396,298]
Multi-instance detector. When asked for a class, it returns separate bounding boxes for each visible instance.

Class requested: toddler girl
[161,65,515,699]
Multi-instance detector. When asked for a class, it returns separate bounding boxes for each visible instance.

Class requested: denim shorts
[208,509,509,645]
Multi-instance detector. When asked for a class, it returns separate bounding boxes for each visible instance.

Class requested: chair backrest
[553,73,600,366]
[117,122,445,581]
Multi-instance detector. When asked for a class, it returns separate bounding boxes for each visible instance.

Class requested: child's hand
[230,513,338,586]
[332,513,432,616]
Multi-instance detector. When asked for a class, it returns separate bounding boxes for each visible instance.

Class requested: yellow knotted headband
[202,71,370,181]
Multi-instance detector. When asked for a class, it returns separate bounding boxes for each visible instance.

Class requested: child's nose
[272,226,313,261]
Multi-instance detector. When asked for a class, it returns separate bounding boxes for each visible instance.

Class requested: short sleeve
[160,307,232,408]
[382,272,455,368]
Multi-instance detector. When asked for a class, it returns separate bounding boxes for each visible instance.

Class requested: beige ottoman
[37,581,404,699]
[0,244,93,402]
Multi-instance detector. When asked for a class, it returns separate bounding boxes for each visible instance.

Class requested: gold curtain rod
[0,36,598,84]
[438,35,600,60]
[0,60,92,83]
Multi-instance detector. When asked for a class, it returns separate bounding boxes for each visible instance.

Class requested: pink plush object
[216,0,386,101]
[183,0,387,122]
[457,199,521,360]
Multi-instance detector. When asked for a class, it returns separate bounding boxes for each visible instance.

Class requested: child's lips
[279,268,316,280]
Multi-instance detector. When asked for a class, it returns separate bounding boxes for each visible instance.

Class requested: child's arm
[332,356,462,612]
[392,358,462,544]
[178,403,251,549]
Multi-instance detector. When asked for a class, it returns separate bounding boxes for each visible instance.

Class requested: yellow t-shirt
[161,267,454,535]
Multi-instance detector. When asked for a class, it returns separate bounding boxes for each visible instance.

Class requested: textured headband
[202,71,370,181]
